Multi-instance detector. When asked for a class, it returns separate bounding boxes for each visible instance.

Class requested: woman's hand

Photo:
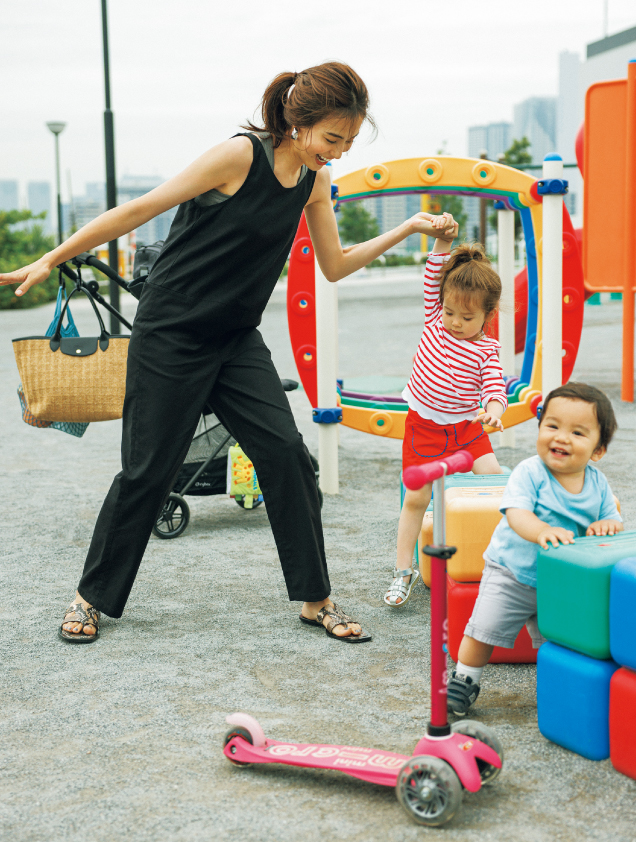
[407,211,458,241]
[0,255,54,297]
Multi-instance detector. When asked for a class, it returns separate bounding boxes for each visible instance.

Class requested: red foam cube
[610,667,636,780]
[447,575,537,664]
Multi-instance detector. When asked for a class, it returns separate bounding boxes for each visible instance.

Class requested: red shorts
[402,408,494,471]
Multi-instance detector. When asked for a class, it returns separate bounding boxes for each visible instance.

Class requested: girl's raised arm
[0,136,254,297]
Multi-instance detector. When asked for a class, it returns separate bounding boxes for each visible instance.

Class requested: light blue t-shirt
[485,455,621,587]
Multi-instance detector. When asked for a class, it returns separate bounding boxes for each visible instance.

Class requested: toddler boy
[447,382,623,716]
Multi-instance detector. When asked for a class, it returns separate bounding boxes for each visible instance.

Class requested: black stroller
[151,386,322,540]
[56,249,322,541]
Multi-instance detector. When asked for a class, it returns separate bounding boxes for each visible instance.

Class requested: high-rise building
[466,122,512,242]
[0,180,19,211]
[512,97,557,165]
[360,193,421,255]
[554,24,636,228]
[27,181,52,232]
[118,175,177,245]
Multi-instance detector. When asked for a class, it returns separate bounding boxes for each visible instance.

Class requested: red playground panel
[610,667,636,780]
[447,576,537,664]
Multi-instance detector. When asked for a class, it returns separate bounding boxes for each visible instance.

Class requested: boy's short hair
[540,382,617,450]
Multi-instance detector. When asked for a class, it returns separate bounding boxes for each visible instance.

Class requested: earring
[291,127,299,140]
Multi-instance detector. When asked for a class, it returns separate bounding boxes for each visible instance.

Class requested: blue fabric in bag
[18,285,90,438]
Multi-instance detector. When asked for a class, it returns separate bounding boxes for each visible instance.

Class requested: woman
[2,62,451,644]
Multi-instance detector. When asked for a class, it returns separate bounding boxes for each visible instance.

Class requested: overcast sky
[3,0,635,204]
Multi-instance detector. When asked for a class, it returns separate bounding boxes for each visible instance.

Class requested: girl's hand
[472,411,504,432]
[0,256,53,297]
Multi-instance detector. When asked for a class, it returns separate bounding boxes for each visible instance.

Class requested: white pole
[315,257,339,494]
[497,206,516,448]
[541,154,565,400]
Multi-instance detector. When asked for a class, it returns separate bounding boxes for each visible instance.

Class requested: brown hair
[243,62,375,148]
[540,382,617,450]
[439,243,502,324]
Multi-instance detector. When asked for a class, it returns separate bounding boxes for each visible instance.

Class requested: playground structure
[286,60,636,493]
[287,155,583,491]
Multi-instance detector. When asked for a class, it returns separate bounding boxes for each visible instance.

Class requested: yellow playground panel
[334,156,546,440]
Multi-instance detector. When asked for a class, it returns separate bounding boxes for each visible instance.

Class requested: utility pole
[101,0,120,332]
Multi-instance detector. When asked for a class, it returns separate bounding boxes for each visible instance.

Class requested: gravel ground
[1,272,635,841]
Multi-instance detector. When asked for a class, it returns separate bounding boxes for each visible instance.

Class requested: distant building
[27,181,52,232]
[361,193,421,255]
[466,122,512,242]
[61,176,177,244]
[513,97,557,165]
[118,175,177,244]
[555,24,636,228]
[0,180,19,211]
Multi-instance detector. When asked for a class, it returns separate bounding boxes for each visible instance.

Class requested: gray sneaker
[447,671,480,716]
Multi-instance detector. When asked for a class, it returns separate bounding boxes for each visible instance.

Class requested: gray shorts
[465,558,546,649]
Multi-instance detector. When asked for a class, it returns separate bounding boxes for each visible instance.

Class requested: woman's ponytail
[243,62,374,148]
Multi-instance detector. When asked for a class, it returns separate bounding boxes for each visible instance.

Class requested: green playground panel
[537,531,636,660]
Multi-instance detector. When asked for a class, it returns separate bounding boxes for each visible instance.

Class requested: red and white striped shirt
[402,252,508,425]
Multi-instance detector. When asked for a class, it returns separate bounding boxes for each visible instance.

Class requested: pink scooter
[223,450,503,827]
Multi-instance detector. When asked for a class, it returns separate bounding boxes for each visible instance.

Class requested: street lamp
[101,0,120,332]
[46,121,66,245]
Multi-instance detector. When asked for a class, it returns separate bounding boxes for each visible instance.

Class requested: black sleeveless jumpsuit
[78,134,330,617]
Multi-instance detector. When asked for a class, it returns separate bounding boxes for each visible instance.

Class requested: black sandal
[58,602,100,643]
[300,601,372,643]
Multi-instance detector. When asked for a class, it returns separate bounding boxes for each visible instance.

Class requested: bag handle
[49,286,110,352]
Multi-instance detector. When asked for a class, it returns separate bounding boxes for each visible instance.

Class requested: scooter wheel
[396,755,462,827]
[451,720,504,785]
[152,493,190,539]
[223,726,254,767]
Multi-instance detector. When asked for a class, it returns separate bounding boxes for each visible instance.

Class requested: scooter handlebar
[403,450,474,490]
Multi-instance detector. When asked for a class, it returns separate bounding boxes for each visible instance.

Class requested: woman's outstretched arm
[0,136,255,297]
[304,168,456,282]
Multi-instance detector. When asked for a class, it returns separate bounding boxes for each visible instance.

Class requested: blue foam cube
[537,641,618,761]
[610,557,636,671]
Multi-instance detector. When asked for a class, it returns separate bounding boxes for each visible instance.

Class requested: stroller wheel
[152,492,190,539]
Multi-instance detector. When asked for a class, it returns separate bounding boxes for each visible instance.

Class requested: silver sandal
[383,567,420,607]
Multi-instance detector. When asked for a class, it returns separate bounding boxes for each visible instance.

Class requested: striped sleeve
[480,348,508,410]
[423,252,449,325]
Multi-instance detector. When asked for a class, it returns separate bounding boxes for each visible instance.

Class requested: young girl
[1,62,453,644]
[384,222,507,607]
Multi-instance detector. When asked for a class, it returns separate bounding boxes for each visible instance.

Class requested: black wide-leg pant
[78,319,330,617]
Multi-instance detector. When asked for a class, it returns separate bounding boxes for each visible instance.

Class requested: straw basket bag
[13,287,129,423]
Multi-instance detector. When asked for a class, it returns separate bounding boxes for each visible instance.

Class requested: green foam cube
[537,531,636,660]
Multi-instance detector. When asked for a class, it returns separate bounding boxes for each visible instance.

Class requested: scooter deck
[224,733,500,791]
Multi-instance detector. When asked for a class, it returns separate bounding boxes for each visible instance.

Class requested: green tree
[489,137,532,242]
[337,200,380,245]
[0,210,59,309]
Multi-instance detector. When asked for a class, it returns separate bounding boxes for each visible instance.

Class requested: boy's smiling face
[537,397,605,480]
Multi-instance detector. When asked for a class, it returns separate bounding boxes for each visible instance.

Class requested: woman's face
[293,115,364,170]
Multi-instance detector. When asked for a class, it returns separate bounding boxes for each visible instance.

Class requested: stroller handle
[403,450,474,490]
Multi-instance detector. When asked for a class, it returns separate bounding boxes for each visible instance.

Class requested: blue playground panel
[537,531,636,660]
[610,557,636,671]
[538,641,618,761]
